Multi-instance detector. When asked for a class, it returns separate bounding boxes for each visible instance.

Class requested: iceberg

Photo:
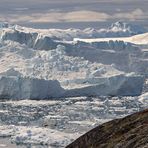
[64,74,144,97]
[0,76,64,99]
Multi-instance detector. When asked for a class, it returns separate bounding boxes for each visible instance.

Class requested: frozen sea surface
[0,96,147,148]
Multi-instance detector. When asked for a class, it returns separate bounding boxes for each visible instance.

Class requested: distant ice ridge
[0,21,147,42]
[106,21,147,36]
[0,22,9,29]
[1,27,142,51]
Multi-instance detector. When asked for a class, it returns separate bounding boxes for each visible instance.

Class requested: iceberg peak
[109,21,147,35]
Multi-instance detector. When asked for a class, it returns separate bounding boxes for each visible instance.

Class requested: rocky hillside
[66,109,148,148]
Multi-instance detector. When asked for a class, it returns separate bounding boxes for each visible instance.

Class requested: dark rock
[66,109,148,148]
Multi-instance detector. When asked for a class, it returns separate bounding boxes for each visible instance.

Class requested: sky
[0,0,148,29]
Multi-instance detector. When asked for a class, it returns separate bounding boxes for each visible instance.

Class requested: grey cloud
[0,11,109,23]
[0,9,147,24]
[0,0,147,28]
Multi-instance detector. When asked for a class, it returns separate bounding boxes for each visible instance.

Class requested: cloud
[63,11,109,22]
[0,9,147,24]
[113,9,147,21]
[27,10,109,23]
[0,10,109,23]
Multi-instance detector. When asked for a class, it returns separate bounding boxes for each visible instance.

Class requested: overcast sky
[0,0,147,29]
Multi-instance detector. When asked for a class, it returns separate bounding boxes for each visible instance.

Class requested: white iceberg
[0,76,64,99]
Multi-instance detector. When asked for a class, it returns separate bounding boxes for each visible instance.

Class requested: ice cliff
[0,75,64,99]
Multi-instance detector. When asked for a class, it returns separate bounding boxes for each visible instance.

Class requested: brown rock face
[66,109,148,148]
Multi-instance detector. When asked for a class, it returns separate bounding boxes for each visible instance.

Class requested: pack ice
[0,22,147,99]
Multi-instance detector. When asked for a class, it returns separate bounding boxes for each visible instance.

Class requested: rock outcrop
[66,109,148,148]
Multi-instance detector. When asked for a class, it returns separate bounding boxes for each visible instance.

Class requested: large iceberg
[64,74,144,97]
[0,76,64,99]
